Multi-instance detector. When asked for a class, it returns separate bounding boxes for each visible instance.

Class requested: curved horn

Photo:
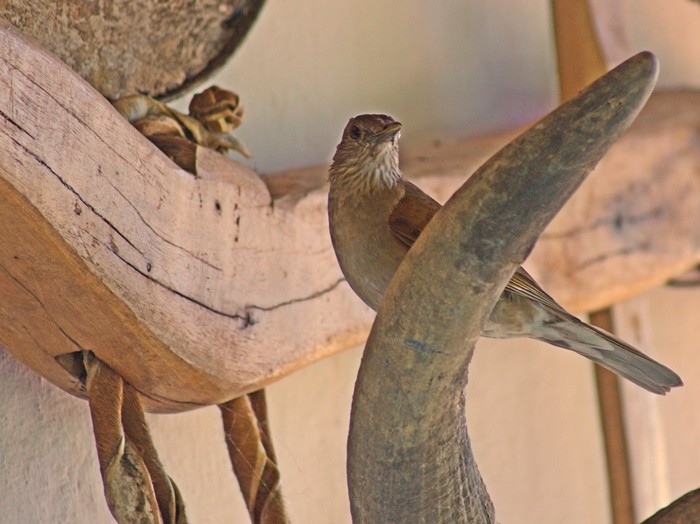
[347,52,658,523]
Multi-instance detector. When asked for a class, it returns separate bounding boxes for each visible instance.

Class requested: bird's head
[329,114,403,195]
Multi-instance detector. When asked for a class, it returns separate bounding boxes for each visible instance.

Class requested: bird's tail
[536,316,682,394]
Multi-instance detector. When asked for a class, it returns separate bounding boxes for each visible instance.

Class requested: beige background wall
[2,1,700,522]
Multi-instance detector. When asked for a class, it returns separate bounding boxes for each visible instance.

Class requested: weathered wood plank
[0,23,698,411]
[398,90,700,313]
[0,22,370,412]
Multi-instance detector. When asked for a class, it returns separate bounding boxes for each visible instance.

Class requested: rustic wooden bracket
[0,22,369,412]
[1,22,699,413]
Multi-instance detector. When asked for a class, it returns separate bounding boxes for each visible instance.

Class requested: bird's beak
[371,122,402,143]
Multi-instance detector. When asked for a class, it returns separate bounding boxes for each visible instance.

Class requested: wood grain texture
[0,24,699,412]
[0,22,369,412]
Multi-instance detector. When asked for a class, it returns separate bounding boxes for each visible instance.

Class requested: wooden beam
[0,21,371,412]
[1,23,699,412]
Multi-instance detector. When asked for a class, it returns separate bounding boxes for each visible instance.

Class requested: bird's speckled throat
[329,139,402,198]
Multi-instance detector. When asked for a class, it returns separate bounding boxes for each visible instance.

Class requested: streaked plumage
[328,114,682,394]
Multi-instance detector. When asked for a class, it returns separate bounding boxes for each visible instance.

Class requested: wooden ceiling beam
[1,22,698,412]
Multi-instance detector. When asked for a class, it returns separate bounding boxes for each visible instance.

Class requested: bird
[327,113,682,394]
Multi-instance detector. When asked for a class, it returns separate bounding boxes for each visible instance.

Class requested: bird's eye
[349,126,361,139]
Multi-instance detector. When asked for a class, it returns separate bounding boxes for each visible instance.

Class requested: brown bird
[328,113,682,394]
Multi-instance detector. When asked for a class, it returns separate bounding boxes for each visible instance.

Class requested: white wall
[190,0,558,173]
[2,1,700,522]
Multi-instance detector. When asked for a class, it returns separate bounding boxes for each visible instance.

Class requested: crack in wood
[614,206,664,231]
[542,216,613,240]
[2,128,149,264]
[2,115,345,330]
[110,245,346,328]
[8,128,229,281]
[7,58,163,192]
[0,108,34,139]
[103,177,223,272]
[245,277,346,312]
[110,248,255,327]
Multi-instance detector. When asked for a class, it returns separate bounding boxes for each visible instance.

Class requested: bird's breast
[328,191,407,311]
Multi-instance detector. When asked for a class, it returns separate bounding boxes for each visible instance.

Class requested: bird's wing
[505,266,566,313]
[388,180,441,248]
[389,182,566,313]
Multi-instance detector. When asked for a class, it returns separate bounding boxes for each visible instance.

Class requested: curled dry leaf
[219,394,290,524]
[189,86,245,133]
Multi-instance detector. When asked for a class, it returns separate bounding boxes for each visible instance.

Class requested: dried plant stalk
[220,394,289,523]
[84,351,187,523]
